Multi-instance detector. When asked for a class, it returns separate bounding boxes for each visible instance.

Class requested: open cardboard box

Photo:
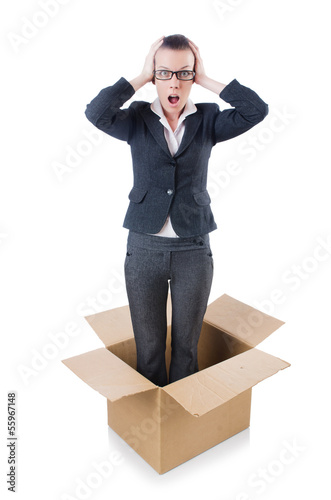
[62,294,290,474]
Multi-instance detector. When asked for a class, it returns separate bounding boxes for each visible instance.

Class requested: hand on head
[140,36,165,84]
[187,39,206,85]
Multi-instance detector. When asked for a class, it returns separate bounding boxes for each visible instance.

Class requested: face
[154,47,195,118]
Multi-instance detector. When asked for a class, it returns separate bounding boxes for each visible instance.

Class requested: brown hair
[161,34,191,51]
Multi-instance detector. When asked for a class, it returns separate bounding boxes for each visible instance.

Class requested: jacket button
[167,189,173,195]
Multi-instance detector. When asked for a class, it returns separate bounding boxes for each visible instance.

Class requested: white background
[1,0,330,498]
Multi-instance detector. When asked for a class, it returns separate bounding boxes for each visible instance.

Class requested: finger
[188,42,200,59]
[188,39,199,50]
[149,38,164,61]
[189,44,201,62]
[151,36,165,49]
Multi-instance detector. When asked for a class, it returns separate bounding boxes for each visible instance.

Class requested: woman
[85,34,268,386]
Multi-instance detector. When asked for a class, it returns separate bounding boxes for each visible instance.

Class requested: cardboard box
[62,294,290,474]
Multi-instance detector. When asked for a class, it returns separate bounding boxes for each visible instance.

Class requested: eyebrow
[157,65,192,70]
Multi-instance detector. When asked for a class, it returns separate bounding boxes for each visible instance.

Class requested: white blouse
[150,97,197,237]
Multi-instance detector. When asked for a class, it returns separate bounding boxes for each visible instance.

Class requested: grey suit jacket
[85,77,268,237]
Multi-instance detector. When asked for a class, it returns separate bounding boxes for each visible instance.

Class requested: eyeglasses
[153,70,195,81]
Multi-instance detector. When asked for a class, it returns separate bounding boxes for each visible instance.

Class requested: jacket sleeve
[85,77,136,142]
[213,79,269,143]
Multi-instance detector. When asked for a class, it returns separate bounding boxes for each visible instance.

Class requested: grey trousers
[124,230,214,386]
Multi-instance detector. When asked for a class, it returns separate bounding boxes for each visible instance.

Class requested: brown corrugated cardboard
[162,348,288,416]
[62,294,290,474]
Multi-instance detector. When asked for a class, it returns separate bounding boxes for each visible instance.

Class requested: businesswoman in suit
[85,35,268,387]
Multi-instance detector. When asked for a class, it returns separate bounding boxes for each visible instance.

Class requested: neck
[163,105,186,131]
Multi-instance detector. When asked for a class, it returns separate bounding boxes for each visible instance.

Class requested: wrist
[197,75,226,95]
[129,72,151,92]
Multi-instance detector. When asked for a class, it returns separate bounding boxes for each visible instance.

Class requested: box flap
[162,348,290,417]
[84,304,134,346]
[62,348,156,402]
[85,298,172,347]
[204,294,284,347]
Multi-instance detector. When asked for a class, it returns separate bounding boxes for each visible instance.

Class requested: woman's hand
[188,39,207,86]
[188,39,227,95]
[130,36,165,91]
[142,36,165,82]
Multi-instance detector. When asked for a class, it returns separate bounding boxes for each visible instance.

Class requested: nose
[170,72,180,86]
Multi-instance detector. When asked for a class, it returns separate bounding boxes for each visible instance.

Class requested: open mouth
[168,95,180,105]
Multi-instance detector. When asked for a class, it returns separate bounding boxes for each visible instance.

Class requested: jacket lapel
[139,106,202,158]
[174,111,202,157]
[139,107,172,157]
